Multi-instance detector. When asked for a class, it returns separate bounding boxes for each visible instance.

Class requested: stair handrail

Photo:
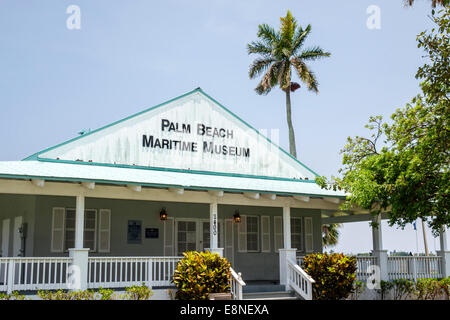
[287,258,315,300]
[230,267,246,300]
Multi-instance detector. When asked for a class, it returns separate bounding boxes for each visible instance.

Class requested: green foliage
[376,280,394,300]
[37,289,96,300]
[349,279,365,300]
[173,251,231,300]
[317,7,450,235]
[415,278,443,300]
[391,279,416,300]
[124,284,153,300]
[0,291,26,300]
[439,277,450,299]
[98,287,118,300]
[37,285,152,300]
[301,253,357,300]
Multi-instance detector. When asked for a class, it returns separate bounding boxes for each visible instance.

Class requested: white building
[0,88,448,299]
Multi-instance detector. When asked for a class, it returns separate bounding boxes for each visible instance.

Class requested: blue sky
[0,0,447,254]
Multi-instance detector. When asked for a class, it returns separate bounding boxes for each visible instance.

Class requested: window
[238,215,260,253]
[51,207,108,252]
[64,209,97,251]
[246,216,259,252]
[291,217,303,252]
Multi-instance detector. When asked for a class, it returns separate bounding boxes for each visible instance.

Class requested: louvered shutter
[51,207,65,252]
[98,209,111,253]
[261,216,270,252]
[237,215,247,252]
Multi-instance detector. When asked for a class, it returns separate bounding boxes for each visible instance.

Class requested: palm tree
[404,0,448,7]
[322,223,341,248]
[247,10,330,158]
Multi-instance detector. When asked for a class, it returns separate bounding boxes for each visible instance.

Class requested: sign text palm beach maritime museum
[142,119,251,157]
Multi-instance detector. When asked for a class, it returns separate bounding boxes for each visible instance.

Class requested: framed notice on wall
[127,220,142,244]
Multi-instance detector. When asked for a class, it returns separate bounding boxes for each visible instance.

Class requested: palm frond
[247,41,272,57]
[280,10,297,46]
[248,57,275,79]
[257,24,280,46]
[322,224,341,247]
[292,24,312,54]
[277,60,291,90]
[298,46,331,62]
[255,61,281,95]
[291,57,319,93]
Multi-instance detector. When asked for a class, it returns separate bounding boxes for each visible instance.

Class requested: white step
[243,291,298,300]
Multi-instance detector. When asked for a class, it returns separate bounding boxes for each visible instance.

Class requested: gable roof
[23,88,321,182]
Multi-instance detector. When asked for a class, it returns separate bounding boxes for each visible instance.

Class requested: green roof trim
[35,157,317,183]
[23,88,320,177]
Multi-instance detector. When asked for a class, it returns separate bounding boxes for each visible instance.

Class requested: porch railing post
[6,260,14,294]
[68,248,89,291]
[437,227,450,278]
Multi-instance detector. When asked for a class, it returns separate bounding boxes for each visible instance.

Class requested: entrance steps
[243,290,298,300]
[242,281,299,300]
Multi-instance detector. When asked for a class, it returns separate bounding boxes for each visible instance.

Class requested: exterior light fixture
[233,210,241,223]
[160,208,168,221]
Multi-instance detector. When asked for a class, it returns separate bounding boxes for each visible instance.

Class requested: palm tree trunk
[285,89,297,158]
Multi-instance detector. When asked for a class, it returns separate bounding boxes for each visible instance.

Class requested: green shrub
[124,284,153,300]
[173,251,231,300]
[302,253,357,300]
[37,289,96,300]
[0,291,26,300]
[98,287,118,300]
[439,277,450,300]
[375,280,394,300]
[415,278,442,300]
[391,279,415,300]
[349,279,365,300]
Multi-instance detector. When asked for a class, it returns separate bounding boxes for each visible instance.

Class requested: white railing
[356,256,378,281]
[388,256,443,281]
[0,257,72,293]
[287,259,315,300]
[230,267,245,300]
[87,256,181,289]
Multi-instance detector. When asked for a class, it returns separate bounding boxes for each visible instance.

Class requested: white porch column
[206,201,223,257]
[75,195,85,249]
[69,195,89,291]
[437,227,450,278]
[371,214,388,281]
[283,206,291,249]
[279,206,296,289]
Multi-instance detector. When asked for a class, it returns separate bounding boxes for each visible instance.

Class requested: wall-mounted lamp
[160,208,168,221]
[233,210,241,223]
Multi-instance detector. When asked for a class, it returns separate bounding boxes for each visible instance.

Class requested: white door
[1,219,10,257]
[13,216,23,257]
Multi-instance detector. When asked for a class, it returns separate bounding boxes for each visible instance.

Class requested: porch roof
[0,160,346,198]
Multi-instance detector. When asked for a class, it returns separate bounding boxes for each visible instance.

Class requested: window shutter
[164,217,174,256]
[237,215,247,252]
[304,217,314,253]
[274,216,283,252]
[98,209,111,253]
[51,207,65,253]
[261,216,270,252]
[224,219,234,264]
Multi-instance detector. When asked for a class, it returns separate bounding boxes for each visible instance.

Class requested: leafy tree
[247,10,330,158]
[317,7,449,235]
[404,0,449,8]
